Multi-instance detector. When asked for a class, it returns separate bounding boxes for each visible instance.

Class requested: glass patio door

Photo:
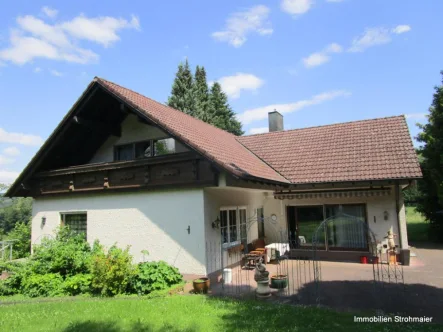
[325,204,368,251]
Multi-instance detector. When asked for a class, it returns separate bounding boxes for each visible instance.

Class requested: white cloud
[3,147,20,156]
[303,52,330,68]
[215,73,264,99]
[249,127,269,135]
[212,5,273,47]
[50,69,63,77]
[302,42,342,68]
[0,170,19,184]
[0,11,140,65]
[405,113,427,120]
[348,25,410,52]
[325,42,343,53]
[0,156,15,165]
[42,6,58,19]
[237,90,351,124]
[281,0,313,15]
[0,128,44,146]
[61,14,140,47]
[393,25,411,34]
[34,67,42,73]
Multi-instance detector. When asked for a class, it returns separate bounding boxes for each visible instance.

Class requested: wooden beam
[73,116,121,137]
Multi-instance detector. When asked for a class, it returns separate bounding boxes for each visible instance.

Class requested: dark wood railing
[30,152,216,196]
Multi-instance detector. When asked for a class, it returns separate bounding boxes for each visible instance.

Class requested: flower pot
[270,275,288,289]
[360,256,368,264]
[193,277,210,294]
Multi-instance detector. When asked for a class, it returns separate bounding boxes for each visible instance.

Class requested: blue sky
[0,0,442,184]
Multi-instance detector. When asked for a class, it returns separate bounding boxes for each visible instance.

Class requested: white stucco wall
[203,187,267,273]
[89,114,188,164]
[31,189,206,275]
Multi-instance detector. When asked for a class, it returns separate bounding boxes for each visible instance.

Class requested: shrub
[0,261,32,296]
[91,245,135,296]
[5,222,31,259]
[129,261,183,295]
[62,274,92,296]
[22,273,64,298]
[31,227,92,277]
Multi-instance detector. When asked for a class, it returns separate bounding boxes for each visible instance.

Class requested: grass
[406,206,430,243]
[0,295,440,332]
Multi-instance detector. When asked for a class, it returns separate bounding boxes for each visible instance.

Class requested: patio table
[265,243,290,263]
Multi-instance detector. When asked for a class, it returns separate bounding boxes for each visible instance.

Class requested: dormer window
[114,138,175,161]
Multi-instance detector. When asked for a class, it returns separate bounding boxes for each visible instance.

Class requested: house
[6,78,422,275]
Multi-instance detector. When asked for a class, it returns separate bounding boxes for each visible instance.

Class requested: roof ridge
[95,76,237,139]
[94,77,290,184]
[240,115,407,138]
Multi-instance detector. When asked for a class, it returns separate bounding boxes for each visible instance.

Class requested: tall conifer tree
[416,72,443,241]
[208,82,244,136]
[194,66,210,121]
[167,59,195,116]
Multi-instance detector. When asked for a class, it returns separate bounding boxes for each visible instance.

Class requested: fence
[0,239,17,261]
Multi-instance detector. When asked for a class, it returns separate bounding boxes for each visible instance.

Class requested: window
[220,207,247,246]
[325,204,367,251]
[114,138,175,161]
[154,138,175,156]
[61,213,87,239]
[257,207,265,238]
[115,144,134,161]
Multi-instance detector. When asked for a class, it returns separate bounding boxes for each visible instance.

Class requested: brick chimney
[268,111,284,132]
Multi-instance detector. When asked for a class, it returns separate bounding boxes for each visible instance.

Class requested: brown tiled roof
[238,116,422,184]
[96,78,289,184]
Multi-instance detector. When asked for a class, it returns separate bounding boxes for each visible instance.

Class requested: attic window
[114,138,175,161]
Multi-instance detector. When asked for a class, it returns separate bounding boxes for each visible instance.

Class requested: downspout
[394,182,403,247]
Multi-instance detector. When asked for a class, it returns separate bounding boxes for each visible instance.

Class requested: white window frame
[220,206,247,248]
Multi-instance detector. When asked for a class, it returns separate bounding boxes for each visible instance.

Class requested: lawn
[406,206,430,243]
[0,295,440,332]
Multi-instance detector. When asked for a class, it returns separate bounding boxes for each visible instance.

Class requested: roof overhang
[6,79,288,197]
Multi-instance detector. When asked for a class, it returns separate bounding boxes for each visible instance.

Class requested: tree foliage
[208,82,244,136]
[193,65,210,121]
[167,60,244,135]
[0,184,32,236]
[167,59,196,117]
[416,71,443,242]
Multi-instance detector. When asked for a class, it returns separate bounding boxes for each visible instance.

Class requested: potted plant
[270,275,288,289]
[193,277,210,294]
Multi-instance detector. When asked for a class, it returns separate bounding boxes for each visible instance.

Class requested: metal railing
[0,239,17,261]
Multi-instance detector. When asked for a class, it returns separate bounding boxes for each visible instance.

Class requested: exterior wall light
[41,216,46,226]
[384,211,389,221]
[212,216,220,229]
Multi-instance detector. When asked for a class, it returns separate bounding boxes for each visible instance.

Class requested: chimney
[268,110,284,132]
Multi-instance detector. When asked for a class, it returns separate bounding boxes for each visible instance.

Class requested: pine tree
[416,71,443,242]
[208,82,244,136]
[167,60,244,136]
[193,66,210,121]
[167,59,196,116]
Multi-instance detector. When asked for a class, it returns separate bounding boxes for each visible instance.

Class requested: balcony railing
[30,152,216,196]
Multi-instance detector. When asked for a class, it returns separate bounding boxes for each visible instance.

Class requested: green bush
[91,245,136,296]
[22,273,64,298]
[129,261,183,295]
[31,227,92,277]
[1,228,183,298]
[62,274,92,296]
[0,261,32,296]
[5,222,31,259]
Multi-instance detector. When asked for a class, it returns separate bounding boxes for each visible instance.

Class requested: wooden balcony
[29,152,217,196]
